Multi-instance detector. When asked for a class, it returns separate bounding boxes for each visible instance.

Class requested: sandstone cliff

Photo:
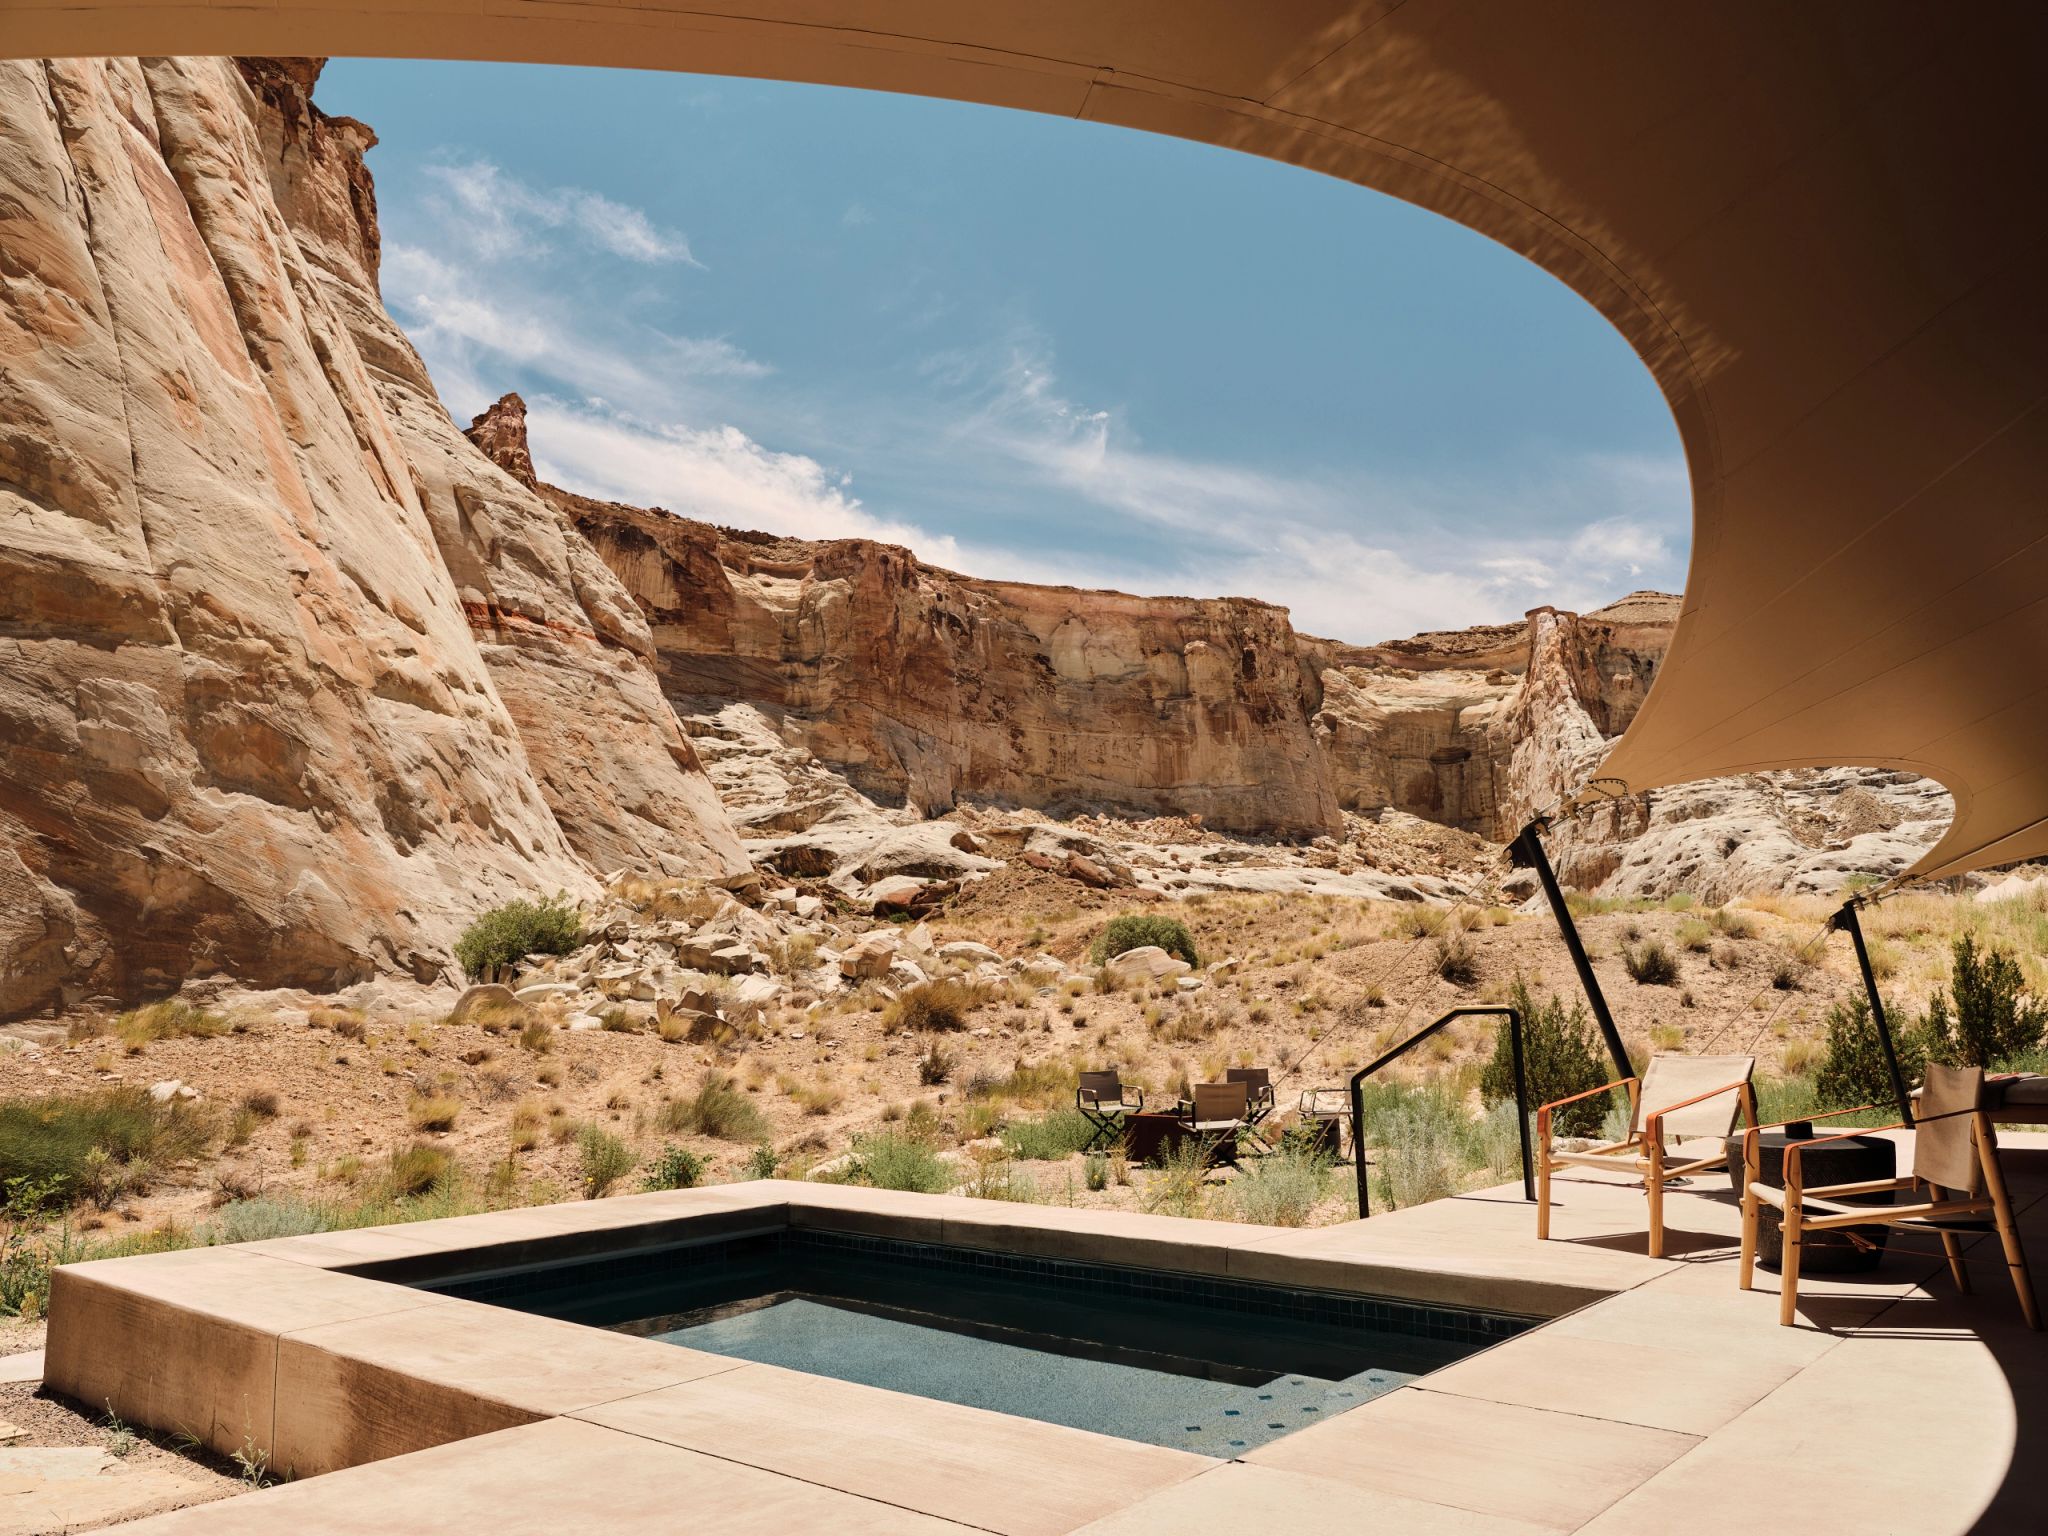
[0,58,742,1018]
[507,436,1344,839]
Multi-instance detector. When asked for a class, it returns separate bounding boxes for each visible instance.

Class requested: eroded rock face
[0,57,741,1017]
[558,490,1345,837]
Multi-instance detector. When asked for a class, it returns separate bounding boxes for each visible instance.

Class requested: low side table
[1724,1128,1895,1273]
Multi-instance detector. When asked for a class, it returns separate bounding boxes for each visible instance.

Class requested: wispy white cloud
[380,159,1686,645]
[528,398,962,560]
[907,336,1689,639]
[382,244,767,421]
[421,159,702,266]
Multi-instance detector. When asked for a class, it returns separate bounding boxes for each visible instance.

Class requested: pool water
[422,1230,1529,1453]
[666,1295,1411,1454]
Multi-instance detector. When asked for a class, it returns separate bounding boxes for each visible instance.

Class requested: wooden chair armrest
[1805,1176,1915,1198]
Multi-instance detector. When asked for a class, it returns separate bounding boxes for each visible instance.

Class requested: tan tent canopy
[13,2,2046,881]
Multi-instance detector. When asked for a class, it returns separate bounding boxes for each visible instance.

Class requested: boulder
[837,931,901,980]
[726,974,783,1009]
[1104,946,1192,984]
[937,940,1003,965]
[1063,853,1128,889]
[512,982,579,1003]
[450,984,521,1023]
[148,1080,200,1103]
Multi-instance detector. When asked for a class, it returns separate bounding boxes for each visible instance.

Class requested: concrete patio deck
[39,1135,2048,1535]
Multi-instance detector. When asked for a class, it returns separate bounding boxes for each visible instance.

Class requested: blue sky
[320,60,1688,644]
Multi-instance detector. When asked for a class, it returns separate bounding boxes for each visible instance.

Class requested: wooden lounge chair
[1537,1053,1757,1258]
[1076,1069,1143,1152]
[1742,1062,2041,1329]
[1180,1081,1250,1167]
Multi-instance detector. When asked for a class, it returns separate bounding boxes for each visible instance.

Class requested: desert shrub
[1084,1152,1110,1191]
[0,1088,213,1211]
[1433,932,1478,986]
[1224,1145,1332,1226]
[384,1142,455,1199]
[771,933,820,976]
[517,1018,554,1054]
[1370,1095,1464,1210]
[115,1001,230,1052]
[453,895,583,980]
[1000,1109,1094,1162]
[916,1041,955,1086]
[640,1145,705,1192]
[1139,1137,1212,1218]
[745,1143,780,1180]
[1921,933,2045,1068]
[1769,954,1805,990]
[407,1095,461,1133]
[1674,919,1714,953]
[1394,905,1448,940]
[599,1008,637,1033]
[204,1197,326,1245]
[849,1130,953,1193]
[1481,980,1610,1138]
[964,1145,1040,1203]
[1622,940,1680,986]
[577,1125,635,1197]
[883,980,977,1034]
[1471,1099,1528,1182]
[1812,994,1921,1106]
[660,1073,768,1141]
[240,1086,281,1119]
[791,1080,844,1117]
[1710,907,1756,940]
[1088,915,1199,969]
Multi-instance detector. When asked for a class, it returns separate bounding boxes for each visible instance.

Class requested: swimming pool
[424,1229,1533,1454]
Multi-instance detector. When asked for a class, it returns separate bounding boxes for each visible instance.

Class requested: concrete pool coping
[44,1138,2048,1533]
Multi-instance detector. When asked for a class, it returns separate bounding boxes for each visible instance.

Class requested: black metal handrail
[1348,1006,1532,1218]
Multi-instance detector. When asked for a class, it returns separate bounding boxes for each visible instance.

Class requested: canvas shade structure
[9,3,2047,873]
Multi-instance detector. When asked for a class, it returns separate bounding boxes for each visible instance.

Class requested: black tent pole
[1831,899,1914,1126]
[1513,819,1633,1082]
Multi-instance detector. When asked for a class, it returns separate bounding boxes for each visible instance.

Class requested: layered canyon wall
[0,57,743,1019]
[521,438,1345,838]
[468,396,1675,845]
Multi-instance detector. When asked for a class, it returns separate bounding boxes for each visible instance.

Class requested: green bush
[1000,1109,1095,1162]
[1481,981,1611,1138]
[640,1145,705,1191]
[660,1073,768,1141]
[849,1130,953,1193]
[745,1143,780,1180]
[1814,994,1926,1107]
[0,1088,213,1211]
[1089,915,1199,969]
[453,895,583,980]
[577,1125,635,1197]
[1921,933,2045,1068]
